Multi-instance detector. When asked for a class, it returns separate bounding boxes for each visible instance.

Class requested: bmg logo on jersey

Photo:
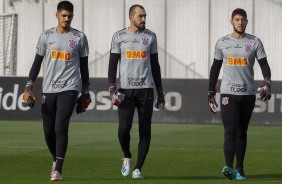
[228,57,248,66]
[51,50,71,61]
[125,50,147,59]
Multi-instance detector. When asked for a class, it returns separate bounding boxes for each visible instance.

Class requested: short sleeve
[150,33,158,54]
[36,33,47,56]
[79,34,89,57]
[214,40,223,60]
[110,33,120,54]
[255,38,267,60]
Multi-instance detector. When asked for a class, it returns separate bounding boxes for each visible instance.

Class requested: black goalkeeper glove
[208,90,218,114]
[22,80,36,107]
[155,89,165,110]
[76,84,92,114]
[257,78,271,101]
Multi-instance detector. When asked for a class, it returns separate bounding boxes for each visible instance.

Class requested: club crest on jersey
[142,38,149,47]
[244,44,252,52]
[222,97,229,105]
[69,39,77,48]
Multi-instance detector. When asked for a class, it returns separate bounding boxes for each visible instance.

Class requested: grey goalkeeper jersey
[110,28,158,89]
[214,34,267,95]
[36,27,89,93]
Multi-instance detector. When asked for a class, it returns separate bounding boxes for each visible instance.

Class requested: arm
[108,53,121,85]
[208,58,223,114]
[80,56,90,86]
[150,53,163,92]
[28,54,44,81]
[257,57,271,80]
[209,58,223,91]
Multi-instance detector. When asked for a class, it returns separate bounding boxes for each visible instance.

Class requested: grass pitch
[0,121,282,184]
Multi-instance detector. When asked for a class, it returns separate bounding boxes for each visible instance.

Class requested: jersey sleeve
[110,33,120,54]
[255,38,267,60]
[214,40,223,60]
[150,33,158,54]
[79,34,89,57]
[36,33,47,56]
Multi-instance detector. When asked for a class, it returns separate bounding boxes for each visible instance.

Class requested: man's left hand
[76,85,92,114]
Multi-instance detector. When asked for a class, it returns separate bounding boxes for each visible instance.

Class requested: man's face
[130,7,146,31]
[56,10,73,28]
[230,14,248,34]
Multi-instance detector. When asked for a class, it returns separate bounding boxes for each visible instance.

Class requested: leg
[220,94,239,169]
[135,88,154,171]
[42,93,57,161]
[54,90,78,174]
[236,95,255,175]
[118,89,135,158]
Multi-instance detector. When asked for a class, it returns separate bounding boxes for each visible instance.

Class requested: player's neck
[128,26,141,33]
[56,26,71,34]
[231,32,246,39]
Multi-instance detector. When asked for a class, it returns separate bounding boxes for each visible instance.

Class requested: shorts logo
[69,39,77,48]
[51,50,71,61]
[228,57,248,66]
[41,95,46,104]
[142,37,149,47]
[222,97,229,105]
[244,44,252,52]
[125,50,147,59]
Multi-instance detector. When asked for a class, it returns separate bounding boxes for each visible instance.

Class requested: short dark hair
[231,8,247,19]
[129,4,145,15]
[57,1,73,12]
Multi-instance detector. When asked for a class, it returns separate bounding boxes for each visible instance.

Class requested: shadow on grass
[247,174,282,180]
[145,176,222,180]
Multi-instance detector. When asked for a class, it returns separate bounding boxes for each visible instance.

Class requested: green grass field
[1,121,282,184]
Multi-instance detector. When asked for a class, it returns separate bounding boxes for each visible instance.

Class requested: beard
[233,26,245,34]
[134,22,145,31]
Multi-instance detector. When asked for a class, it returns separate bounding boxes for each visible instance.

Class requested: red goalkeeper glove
[258,79,271,101]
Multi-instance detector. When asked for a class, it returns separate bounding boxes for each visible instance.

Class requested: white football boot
[50,171,63,181]
[121,158,131,176]
[132,169,144,179]
[50,161,56,177]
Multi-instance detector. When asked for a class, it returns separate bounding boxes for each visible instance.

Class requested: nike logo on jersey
[122,40,130,43]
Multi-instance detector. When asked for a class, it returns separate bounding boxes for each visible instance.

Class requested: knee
[224,127,237,140]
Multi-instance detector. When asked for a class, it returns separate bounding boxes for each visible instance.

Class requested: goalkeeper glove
[257,78,271,101]
[155,89,165,110]
[109,84,117,100]
[208,90,218,114]
[22,80,36,107]
[76,84,92,114]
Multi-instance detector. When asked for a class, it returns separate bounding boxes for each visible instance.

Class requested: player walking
[208,8,271,180]
[23,1,91,181]
[108,4,165,179]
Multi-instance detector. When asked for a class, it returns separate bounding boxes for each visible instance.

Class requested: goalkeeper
[108,4,165,179]
[208,8,271,181]
[22,1,91,181]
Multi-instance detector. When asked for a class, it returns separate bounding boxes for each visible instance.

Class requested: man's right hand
[208,90,218,114]
[23,80,36,107]
[109,84,117,100]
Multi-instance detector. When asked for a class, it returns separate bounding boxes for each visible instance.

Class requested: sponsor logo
[244,44,252,52]
[230,83,247,93]
[142,37,149,46]
[128,77,146,86]
[222,97,229,105]
[234,44,242,48]
[69,39,77,48]
[51,80,68,89]
[227,57,248,66]
[125,50,147,59]
[51,50,71,61]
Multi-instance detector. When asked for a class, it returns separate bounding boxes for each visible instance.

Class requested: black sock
[55,158,64,174]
